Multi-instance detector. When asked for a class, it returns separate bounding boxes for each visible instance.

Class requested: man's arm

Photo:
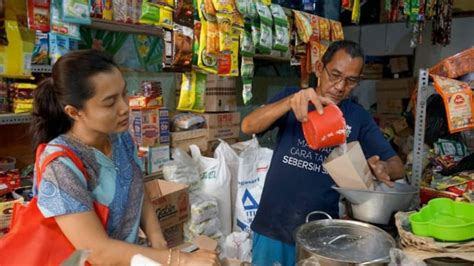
[241,88,333,135]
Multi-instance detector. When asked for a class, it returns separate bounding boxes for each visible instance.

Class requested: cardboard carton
[139,145,170,175]
[144,179,190,228]
[171,129,208,153]
[323,141,375,190]
[163,222,184,248]
[202,112,241,128]
[130,107,170,147]
[376,78,415,114]
[205,75,237,112]
[207,126,240,142]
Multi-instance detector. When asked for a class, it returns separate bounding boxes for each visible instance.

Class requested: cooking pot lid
[296,219,396,263]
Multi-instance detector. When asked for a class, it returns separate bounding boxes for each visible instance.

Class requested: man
[241,40,405,265]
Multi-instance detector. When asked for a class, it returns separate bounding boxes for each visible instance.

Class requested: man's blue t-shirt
[250,87,396,244]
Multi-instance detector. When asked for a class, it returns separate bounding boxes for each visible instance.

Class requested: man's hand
[368,155,395,187]
[288,88,334,122]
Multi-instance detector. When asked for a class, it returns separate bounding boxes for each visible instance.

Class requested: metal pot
[295,211,396,266]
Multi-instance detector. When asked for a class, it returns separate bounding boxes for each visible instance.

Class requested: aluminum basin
[332,182,418,224]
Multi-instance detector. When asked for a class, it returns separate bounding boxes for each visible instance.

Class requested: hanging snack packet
[27,0,51,32]
[203,0,217,18]
[177,72,194,111]
[172,24,193,71]
[50,0,80,39]
[251,20,260,48]
[197,20,218,73]
[293,10,311,43]
[257,22,272,54]
[270,3,287,25]
[318,17,330,41]
[241,56,254,79]
[235,0,247,15]
[240,27,255,57]
[212,0,234,13]
[63,0,91,25]
[192,20,201,66]
[256,1,272,25]
[260,0,271,5]
[174,0,193,27]
[273,24,289,52]
[216,12,233,52]
[432,74,474,133]
[192,71,207,112]
[242,79,253,105]
[232,11,244,30]
[130,0,143,24]
[206,20,219,54]
[247,0,258,20]
[330,19,344,41]
[218,30,239,76]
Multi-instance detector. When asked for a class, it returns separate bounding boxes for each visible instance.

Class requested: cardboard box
[205,87,237,112]
[202,112,241,128]
[163,222,184,248]
[376,78,415,114]
[144,179,189,228]
[171,129,208,153]
[130,107,170,147]
[323,141,375,190]
[207,126,240,142]
[128,96,163,108]
[375,113,404,129]
[139,145,170,175]
[205,75,237,112]
[389,57,409,73]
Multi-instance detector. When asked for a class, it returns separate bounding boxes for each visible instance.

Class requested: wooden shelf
[0,113,32,125]
[86,18,164,37]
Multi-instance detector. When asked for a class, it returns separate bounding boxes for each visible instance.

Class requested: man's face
[315,49,363,104]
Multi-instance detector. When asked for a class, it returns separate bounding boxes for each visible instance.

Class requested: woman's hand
[179,249,220,265]
[288,88,333,122]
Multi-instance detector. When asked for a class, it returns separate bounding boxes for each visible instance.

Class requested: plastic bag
[212,0,234,13]
[330,19,344,41]
[171,24,193,70]
[216,12,233,52]
[256,1,272,25]
[430,48,474,79]
[257,22,272,54]
[171,113,205,131]
[231,138,273,233]
[270,3,287,25]
[49,33,78,65]
[221,232,252,262]
[273,24,289,52]
[197,20,218,73]
[162,148,201,191]
[192,71,207,112]
[241,56,254,79]
[242,79,253,105]
[189,192,219,224]
[318,17,330,41]
[240,27,255,57]
[218,30,239,76]
[190,144,232,235]
[186,216,221,236]
[174,0,193,27]
[177,72,194,111]
[293,10,311,43]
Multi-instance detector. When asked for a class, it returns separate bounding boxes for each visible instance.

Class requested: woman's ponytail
[30,77,71,151]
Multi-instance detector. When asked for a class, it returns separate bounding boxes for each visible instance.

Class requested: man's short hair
[322,40,365,66]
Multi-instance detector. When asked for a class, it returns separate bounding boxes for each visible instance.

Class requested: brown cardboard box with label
[144,179,190,229]
[163,222,184,248]
[171,129,208,152]
[205,75,237,112]
[202,112,241,128]
[376,78,415,114]
[130,107,170,147]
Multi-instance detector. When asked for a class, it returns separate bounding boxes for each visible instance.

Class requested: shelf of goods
[0,113,32,125]
[88,19,164,37]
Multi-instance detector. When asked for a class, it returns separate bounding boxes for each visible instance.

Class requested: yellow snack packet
[216,12,233,52]
[177,72,194,111]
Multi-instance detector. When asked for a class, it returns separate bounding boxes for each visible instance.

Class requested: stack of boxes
[375,78,414,126]
[129,82,171,177]
[202,75,240,152]
[171,74,241,154]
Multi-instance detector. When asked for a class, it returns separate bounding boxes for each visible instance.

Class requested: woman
[30,49,218,265]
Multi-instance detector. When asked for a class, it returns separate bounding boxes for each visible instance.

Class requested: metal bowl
[332,182,418,225]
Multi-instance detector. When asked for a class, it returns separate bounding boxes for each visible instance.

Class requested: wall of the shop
[413,16,474,71]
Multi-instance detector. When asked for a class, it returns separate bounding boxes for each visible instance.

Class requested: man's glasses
[324,67,361,88]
